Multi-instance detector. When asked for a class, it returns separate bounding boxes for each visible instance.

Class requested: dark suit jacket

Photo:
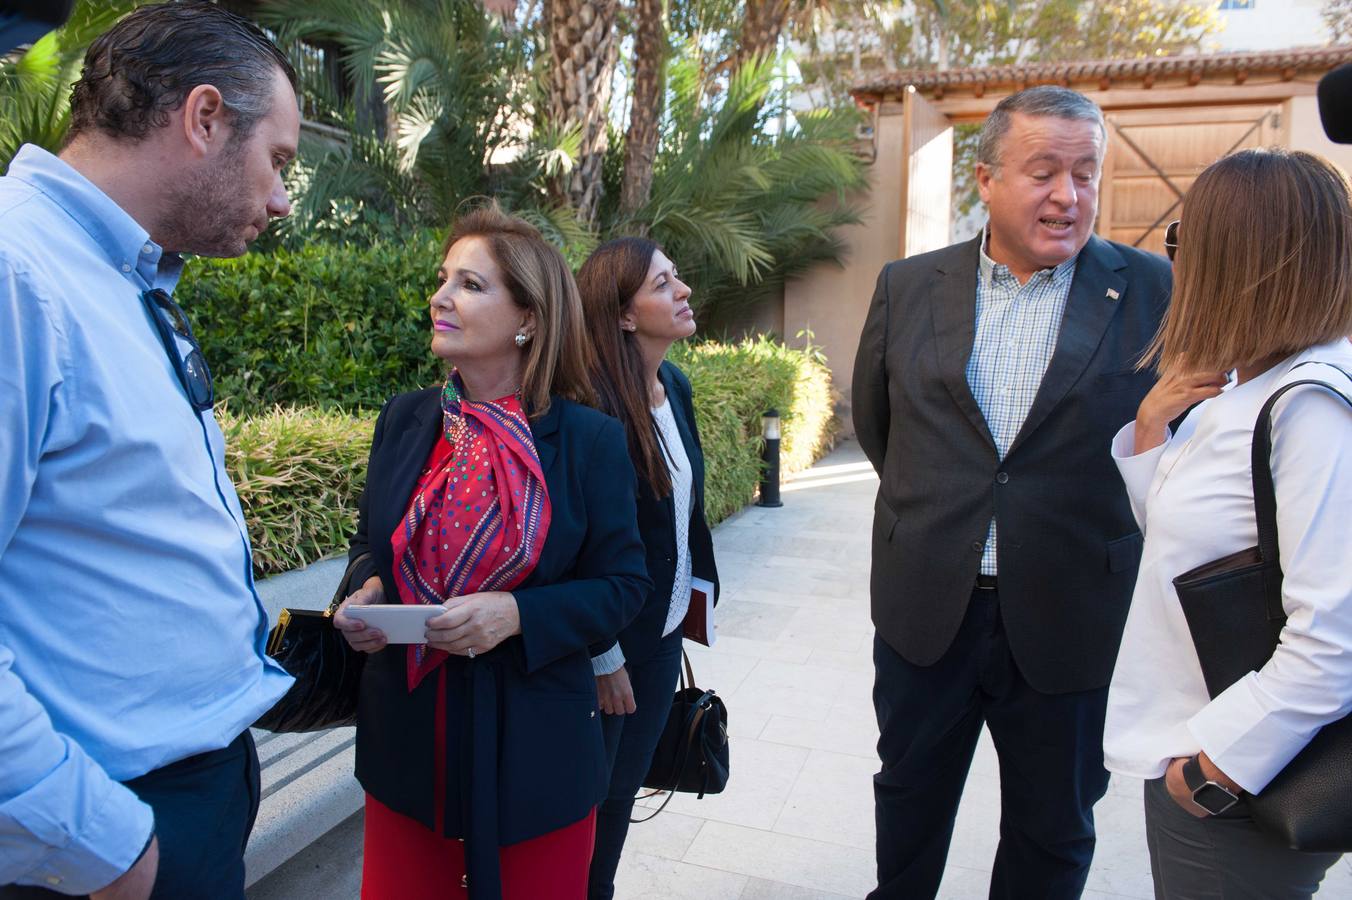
[346,388,651,859]
[594,361,720,666]
[852,234,1171,694]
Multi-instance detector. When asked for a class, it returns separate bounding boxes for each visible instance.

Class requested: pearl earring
[514,332,529,348]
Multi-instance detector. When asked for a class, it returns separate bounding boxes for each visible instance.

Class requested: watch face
[1194,782,1239,815]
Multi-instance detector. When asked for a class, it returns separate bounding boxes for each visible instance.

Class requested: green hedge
[221,338,834,578]
[669,337,835,524]
[180,232,444,413]
[218,405,375,577]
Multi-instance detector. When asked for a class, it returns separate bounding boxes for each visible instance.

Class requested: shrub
[670,336,835,524]
[179,233,445,414]
[217,405,375,578]
[219,337,834,577]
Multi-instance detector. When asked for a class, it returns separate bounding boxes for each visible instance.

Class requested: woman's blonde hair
[443,202,594,415]
[1144,147,1352,372]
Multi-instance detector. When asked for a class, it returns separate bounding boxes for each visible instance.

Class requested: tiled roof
[852,45,1352,100]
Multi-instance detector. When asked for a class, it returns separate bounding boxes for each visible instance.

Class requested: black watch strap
[1181,755,1207,792]
[1181,755,1240,815]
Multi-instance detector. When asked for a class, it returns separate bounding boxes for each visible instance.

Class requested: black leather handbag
[631,651,730,822]
[1172,365,1352,852]
[253,553,371,733]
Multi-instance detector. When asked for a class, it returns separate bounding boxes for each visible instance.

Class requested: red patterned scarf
[390,371,551,690]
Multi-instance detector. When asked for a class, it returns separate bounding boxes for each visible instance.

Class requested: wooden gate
[1098,105,1285,256]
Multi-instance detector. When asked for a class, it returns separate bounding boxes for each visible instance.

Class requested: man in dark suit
[852,86,1171,899]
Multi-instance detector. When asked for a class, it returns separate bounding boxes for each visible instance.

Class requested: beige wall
[1287,94,1352,175]
[782,110,907,433]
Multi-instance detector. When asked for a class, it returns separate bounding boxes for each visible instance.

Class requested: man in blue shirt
[0,4,300,897]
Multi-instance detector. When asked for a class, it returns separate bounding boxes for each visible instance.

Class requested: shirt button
[971,541,984,553]
[996,472,1010,484]
[121,263,132,272]
[45,876,62,886]
[142,244,153,254]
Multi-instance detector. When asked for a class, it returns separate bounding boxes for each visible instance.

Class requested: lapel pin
[1106,288,1120,301]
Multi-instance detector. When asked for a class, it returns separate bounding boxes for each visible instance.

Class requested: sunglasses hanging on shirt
[140,288,215,412]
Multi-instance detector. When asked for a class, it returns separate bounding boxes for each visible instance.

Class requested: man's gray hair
[976,86,1106,169]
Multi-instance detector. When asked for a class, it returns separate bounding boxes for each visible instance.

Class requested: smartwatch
[1181,755,1240,815]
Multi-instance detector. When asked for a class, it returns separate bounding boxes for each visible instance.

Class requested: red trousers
[361,794,597,899]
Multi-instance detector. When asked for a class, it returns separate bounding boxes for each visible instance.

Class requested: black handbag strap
[1249,362,1352,622]
[325,551,373,616]
[630,649,714,824]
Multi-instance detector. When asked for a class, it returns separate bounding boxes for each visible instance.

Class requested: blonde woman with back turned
[1105,147,1352,898]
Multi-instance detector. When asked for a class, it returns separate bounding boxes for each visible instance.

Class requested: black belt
[974,575,998,591]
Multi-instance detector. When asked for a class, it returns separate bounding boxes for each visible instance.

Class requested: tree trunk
[733,0,792,73]
[547,0,619,226]
[618,0,665,220]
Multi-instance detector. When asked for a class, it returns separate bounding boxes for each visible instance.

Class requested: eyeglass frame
[140,288,215,412]
[1164,220,1180,262]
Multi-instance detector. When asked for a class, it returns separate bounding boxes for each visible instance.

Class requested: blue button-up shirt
[967,228,1078,575]
[0,145,292,893]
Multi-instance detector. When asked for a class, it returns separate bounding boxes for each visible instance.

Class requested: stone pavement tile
[739,876,854,899]
[716,599,793,642]
[726,586,843,610]
[684,821,876,897]
[759,707,879,760]
[611,851,749,899]
[1085,780,1153,899]
[936,864,993,899]
[773,749,878,851]
[706,634,814,664]
[779,607,873,654]
[1322,857,1352,894]
[726,658,853,722]
[806,647,875,673]
[657,736,809,828]
[245,809,363,900]
[683,645,760,697]
[621,809,706,861]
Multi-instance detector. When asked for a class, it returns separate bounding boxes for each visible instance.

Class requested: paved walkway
[249,441,1352,898]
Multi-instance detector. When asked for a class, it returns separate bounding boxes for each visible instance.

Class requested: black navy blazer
[346,388,650,896]
[594,361,720,666]
[852,234,1171,694]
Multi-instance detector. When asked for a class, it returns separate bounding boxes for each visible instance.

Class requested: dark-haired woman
[575,239,720,899]
[333,205,650,899]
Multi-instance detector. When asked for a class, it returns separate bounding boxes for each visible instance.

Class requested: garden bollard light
[757,408,783,508]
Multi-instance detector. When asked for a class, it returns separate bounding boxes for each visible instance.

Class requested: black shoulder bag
[253,553,371,733]
[631,651,730,822]
[1172,363,1352,852]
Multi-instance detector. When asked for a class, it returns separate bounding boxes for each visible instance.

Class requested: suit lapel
[660,365,704,505]
[529,401,562,479]
[931,236,996,449]
[1007,236,1128,457]
[380,390,444,545]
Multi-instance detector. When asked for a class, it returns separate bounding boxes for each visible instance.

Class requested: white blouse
[1103,341,1352,794]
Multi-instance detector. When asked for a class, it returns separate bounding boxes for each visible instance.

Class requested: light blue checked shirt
[966,228,1078,575]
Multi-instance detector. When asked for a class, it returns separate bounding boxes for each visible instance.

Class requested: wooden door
[900,86,953,258]
[1099,105,1283,256]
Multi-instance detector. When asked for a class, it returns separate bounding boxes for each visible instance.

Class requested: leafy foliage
[670,335,836,523]
[178,233,446,413]
[0,1,142,169]
[218,405,376,577]
[639,53,867,326]
[221,335,834,577]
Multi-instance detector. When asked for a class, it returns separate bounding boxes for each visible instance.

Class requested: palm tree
[546,0,619,225]
[617,0,666,219]
[0,1,139,169]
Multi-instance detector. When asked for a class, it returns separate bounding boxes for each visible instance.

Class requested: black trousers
[1,731,261,900]
[870,588,1110,900]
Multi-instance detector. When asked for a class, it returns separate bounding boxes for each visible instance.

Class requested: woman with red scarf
[333,204,650,899]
